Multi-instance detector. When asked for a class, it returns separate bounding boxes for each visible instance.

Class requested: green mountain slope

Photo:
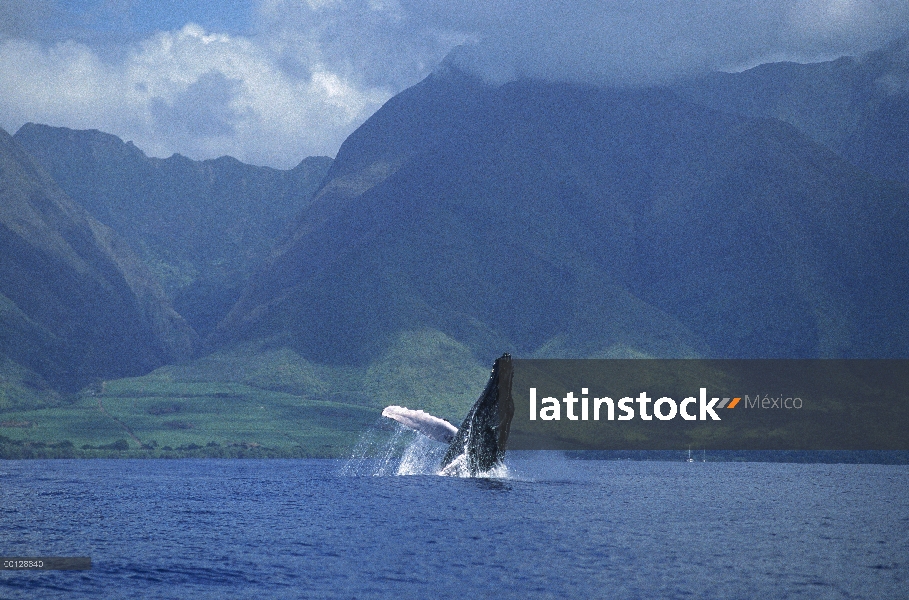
[13,124,332,334]
[0,328,489,457]
[0,128,196,396]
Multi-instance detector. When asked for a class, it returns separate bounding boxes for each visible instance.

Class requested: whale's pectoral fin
[381,405,458,444]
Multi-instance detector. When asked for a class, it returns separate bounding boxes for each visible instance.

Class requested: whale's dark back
[441,354,515,474]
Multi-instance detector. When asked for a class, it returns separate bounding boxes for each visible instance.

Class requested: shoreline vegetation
[2,434,908,463]
[0,435,337,459]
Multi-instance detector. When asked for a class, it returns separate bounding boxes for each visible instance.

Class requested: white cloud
[255,0,464,90]
[0,23,396,167]
[791,0,872,33]
[0,1,905,167]
[411,0,909,84]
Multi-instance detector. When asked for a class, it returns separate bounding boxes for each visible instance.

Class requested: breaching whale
[382,353,515,475]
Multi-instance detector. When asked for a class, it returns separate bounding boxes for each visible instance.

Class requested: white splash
[438,452,510,479]
[395,434,446,475]
[340,421,510,478]
[339,421,409,476]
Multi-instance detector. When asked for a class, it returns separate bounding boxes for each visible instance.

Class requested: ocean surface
[1,448,907,598]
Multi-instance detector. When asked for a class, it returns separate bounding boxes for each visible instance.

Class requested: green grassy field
[0,386,381,458]
[0,329,489,458]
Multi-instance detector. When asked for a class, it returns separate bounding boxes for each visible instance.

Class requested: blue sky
[1,0,906,168]
[52,0,253,37]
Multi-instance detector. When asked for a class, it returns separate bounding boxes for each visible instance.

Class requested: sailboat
[687,446,694,463]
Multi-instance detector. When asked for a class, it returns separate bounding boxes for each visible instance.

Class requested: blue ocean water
[0,452,906,599]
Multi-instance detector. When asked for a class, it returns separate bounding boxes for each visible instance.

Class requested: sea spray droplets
[340,420,512,478]
[439,451,511,478]
[396,434,446,476]
[340,421,407,476]
[340,422,443,476]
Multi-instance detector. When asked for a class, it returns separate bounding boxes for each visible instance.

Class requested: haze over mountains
[2,40,908,415]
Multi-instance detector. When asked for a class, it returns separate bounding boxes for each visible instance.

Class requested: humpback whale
[382,353,515,475]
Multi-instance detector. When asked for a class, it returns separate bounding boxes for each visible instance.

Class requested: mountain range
[216,59,909,366]
[1,40,907,438]
[14,124,331,335]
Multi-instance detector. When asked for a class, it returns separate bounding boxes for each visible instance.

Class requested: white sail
[382,405,458,444]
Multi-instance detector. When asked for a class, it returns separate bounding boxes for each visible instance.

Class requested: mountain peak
[15,123,149,161]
